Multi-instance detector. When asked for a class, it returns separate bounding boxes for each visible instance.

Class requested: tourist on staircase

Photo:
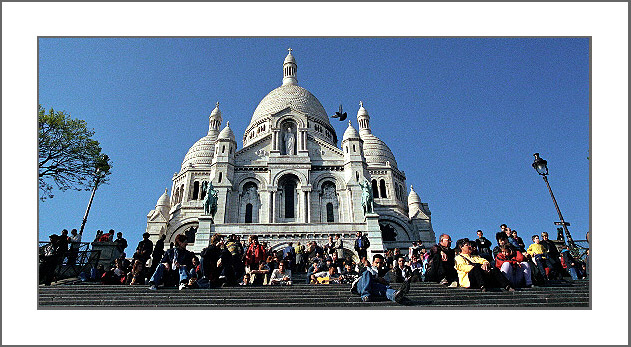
[454,238,514,292]
[148,234,193,291]
[425,234,458,287]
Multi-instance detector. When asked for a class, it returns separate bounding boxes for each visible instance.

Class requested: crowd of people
[40,225,589,302]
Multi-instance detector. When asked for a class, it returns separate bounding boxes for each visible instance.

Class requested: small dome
[156,188,170,207]
[361,134,398,169]
[210,103,222,119]
[343,121,360,141]
[357,101,369,118]
[181,135,216,170]
[408,185,421,206]
[218,121,235,141]
[284,50,296,64]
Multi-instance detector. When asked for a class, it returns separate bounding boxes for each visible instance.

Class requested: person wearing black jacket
[392,255,413,283]
[148,234,193,290]
[201,234,223,286]
[475,230,493,263]
[133,232,153,265]
[354,231,370,260]
[540,232,563,279]
[425,234,457,286]
[150,234,166,273]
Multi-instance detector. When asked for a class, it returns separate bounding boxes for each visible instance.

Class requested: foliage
[38,105,111,200]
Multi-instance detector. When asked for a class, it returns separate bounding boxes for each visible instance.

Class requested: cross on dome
[216,101,220,108]
[287,48,293,54]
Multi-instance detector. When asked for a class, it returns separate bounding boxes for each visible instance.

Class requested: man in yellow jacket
[454,238,515,292]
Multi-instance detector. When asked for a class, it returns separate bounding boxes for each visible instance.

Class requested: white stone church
[145,50,435,260]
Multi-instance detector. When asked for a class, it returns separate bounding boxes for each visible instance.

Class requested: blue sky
[38,37,589,251]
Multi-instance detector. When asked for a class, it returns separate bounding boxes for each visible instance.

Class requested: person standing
[133,232,153,266]
[354,231,370,260]
[114,232,128,255]
[68,228,83,264]
[334,234,344,260]
[294,242,306,273]
[151,234,166,273]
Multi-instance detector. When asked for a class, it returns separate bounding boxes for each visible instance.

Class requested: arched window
[218,172,223,183]
[284,181,295,218]
[180,184,185,202]
[245,203,253,223]
[192,181,200,200]
[372,179,380,198]
[326,203,334,223]
[353,144,356,152]
[395,184,400,201]
[222,145,225,153]
[380,179,388,199]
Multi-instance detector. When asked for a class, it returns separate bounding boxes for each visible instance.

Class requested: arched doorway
[277,174,300,222]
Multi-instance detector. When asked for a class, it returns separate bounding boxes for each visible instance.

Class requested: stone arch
[273,114,306,129]
[378,215,413,241]
[168,220,199,244]
[239,181,261,223]
[312,173,346,192]
[271,169,308,188]
[237,175,266,192]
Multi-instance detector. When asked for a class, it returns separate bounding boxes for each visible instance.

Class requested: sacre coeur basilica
[145,50,436,260]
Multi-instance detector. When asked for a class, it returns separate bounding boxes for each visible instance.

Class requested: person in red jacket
[245,235,267,273]
[495,245,532,288]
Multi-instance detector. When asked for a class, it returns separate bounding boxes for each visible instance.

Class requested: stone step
[38,279,589,308]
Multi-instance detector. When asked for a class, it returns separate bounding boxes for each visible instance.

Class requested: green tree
[38,105,111,200]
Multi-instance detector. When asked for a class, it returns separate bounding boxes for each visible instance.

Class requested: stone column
[271,129,281,153]
[301,185,311,223]
[269,188,277,223]
[298,128,309,155]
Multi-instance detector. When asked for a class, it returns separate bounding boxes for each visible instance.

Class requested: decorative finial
[410,185,414,190]
[226,121,230,127]
[359,101,363,108]
[288,48,293,54]
[348,120,352,126]
[215,101,219,108]
[164,188,168,193]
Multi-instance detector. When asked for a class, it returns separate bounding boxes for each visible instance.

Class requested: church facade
[145,50,435,259]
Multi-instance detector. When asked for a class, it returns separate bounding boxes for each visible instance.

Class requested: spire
[282,48,298,86]
[208,101,222,136]
[357,100,371,136]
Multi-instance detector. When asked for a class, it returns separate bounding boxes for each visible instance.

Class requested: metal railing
[39,242,101,282]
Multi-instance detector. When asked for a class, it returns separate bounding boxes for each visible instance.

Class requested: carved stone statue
[283,126,295,155]
[202,181,218,218]
[358,178,374,214]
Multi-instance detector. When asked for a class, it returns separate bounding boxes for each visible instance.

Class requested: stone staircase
[39,276,589,308]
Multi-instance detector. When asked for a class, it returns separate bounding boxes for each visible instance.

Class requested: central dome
[249,84,330,127]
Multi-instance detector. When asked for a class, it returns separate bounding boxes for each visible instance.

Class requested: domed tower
[210,122,237,223]
[407,185,434,246]
[145,188,170,242]
[342,120,369,183]
[282,48,298,86]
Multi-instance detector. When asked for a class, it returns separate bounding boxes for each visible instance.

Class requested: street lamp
[79,154,111,235]
[531,153,576,252]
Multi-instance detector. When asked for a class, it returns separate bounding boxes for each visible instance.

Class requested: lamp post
[531,153,576,252]
[79,154,110,235]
